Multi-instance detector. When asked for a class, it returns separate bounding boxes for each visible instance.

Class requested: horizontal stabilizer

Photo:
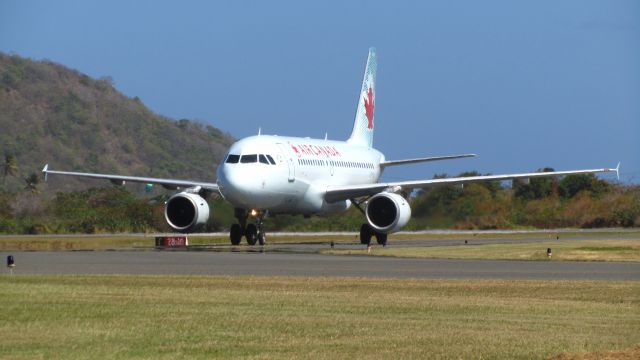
[380,154,477,168]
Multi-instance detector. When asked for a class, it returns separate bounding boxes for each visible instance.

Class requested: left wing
[324,164,620,203]
[42,164,219,193]
[380,154,476,168]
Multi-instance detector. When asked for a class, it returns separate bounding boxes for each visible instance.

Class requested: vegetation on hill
[409,171,639,230]
[0,172,637,234]
[0,52,233,193]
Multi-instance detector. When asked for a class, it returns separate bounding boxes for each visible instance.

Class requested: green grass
[0,276,638,359]
[324,239,640,262]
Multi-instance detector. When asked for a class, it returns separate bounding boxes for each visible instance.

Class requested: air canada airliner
[43,48,619,245]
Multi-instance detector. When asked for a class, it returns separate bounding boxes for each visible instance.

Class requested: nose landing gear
[230,223,243,245]
[229,208,267,246]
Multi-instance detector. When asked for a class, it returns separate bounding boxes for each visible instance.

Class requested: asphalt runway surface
[4,248,640,280]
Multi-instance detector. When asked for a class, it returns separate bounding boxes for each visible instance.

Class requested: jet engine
[164,192,210,233]
[365,192,411,234]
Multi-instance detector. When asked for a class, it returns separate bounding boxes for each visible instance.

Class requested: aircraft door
[276,143,295,182]
[328,157,334,176]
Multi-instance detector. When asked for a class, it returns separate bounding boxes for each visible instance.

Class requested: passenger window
[240,154,257,163]
[259,155,269,164]
[226,154,240,164]
[266,155,276,165]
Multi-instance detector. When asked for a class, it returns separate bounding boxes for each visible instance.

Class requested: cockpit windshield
[265,155,276,165]
[240,154,258,163]
[225,154,240,163]
[227,153,276,165]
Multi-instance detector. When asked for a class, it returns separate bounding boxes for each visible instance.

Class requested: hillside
[0,53,234,192]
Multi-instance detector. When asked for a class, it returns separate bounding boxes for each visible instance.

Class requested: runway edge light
[7,255,15,275]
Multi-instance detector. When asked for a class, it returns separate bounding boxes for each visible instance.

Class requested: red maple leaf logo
[364,87,374,129]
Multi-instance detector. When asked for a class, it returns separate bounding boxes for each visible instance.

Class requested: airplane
[42,47,620,246]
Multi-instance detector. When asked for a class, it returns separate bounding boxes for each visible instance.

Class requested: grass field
[0,234,355,251]
[1,230,638,252]
[324,239,640,262]
[0,276,638,359]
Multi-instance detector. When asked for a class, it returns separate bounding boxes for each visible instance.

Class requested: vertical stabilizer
[348,47,377,148]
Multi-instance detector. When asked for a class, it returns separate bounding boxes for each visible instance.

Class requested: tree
[514,168,557,200]
[458,171,501,195]
[2,154,19,187]
[23,172,40,194]
[3,154,18,177]
[559,173,609,199]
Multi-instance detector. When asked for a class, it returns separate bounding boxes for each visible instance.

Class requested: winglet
[604,162,621,181]
[42,164,48,182]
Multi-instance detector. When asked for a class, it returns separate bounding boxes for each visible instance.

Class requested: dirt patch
[549,346,640,360]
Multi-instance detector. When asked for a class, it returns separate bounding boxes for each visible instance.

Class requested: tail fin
[348,47,377,148]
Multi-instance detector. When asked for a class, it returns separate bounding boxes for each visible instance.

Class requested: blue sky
[1,0,638,183]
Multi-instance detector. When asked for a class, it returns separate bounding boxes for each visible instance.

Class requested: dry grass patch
[325,239,640,262]
[0,236,151,251]
[0,276,638,359]
[1,231,638,251]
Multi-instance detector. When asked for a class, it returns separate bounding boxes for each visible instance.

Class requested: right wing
[42,164,219,193]
[324,164,620,203]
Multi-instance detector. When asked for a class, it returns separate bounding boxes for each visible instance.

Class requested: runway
[5,250,640,280]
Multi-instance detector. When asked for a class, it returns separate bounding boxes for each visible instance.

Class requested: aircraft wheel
[230,224,242,245]
[376,232,388,246]
[376,232,387,246]
[258,231,266,246]
[246,224,258,246]
[360,224,372,245]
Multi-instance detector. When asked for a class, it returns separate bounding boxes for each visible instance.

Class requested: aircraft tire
[258,231,266,245]
[360,224,372,245]
[230,224,242,245]
[246,224,258,246]
[376,232,387,246]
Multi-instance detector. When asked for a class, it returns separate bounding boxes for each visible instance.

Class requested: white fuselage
[216,135,385,215]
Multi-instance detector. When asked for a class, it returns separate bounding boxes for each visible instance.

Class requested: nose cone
[217,163,259,207]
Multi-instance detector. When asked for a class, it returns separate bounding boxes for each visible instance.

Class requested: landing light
[250,209,258,217]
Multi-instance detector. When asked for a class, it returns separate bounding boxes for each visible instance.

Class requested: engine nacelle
[164,192,210,233]
[365,192,411,234]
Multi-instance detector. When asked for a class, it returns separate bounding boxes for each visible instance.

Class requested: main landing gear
[351,199,388,247]
[230,208,267,246]
[360,223,387,246]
